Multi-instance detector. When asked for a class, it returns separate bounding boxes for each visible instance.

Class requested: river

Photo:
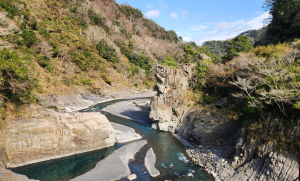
[11,98,212,181]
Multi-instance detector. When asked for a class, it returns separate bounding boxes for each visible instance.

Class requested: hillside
[0,0,218,115]
[203,28,265,57]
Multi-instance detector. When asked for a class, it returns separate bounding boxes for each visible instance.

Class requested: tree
[0,48,35,104]
[222,35,252,63]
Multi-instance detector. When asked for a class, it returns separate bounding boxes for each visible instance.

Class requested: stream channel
[11,98,213,181]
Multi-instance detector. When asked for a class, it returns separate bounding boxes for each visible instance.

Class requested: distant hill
[203,28,266,57]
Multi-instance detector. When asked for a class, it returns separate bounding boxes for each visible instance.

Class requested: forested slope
[0,0,217,115]
[203,28,265,57]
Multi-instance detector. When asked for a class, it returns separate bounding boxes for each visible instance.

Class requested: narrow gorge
[149,63,300,181]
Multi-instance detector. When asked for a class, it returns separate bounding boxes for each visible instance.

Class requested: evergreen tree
[222,35,252,63]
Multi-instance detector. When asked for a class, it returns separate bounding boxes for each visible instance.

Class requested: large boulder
[2,106,115,168]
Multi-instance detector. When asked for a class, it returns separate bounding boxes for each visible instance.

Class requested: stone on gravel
[145,148,160,177]
[127,174,137,180]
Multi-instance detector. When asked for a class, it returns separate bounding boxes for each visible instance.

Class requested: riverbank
[38,89,155,113]
[71,140,147,181]
[0,89,155,178]
[102,99,152,124]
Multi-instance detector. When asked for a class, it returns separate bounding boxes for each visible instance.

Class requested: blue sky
[115,0,271,45]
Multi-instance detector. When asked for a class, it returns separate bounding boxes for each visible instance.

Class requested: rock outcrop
[149,63,299,180]
[1,106,116,168]
[179,107,300,181]
[149,64,194,132]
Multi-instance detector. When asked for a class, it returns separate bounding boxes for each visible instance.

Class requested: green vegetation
[128,53,152,74]
[183,42,219,63]
[162,55,178,69]
[261,0,300,44]
[0,0,18,18]
[0,48,36,105]
[96,40,117,63]
[19,30,38,48]
[203,28,265,57]
[203,94,214,104]
[222,35,253,62]
[194,59,212,86]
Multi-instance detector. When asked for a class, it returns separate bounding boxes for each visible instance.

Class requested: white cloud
[230,20,245,28]
[255,11,262,14]
[190,25,209,31]
[182,37,192,42]
[181,10,188,18]
[215,22,230,30]
[244,12,270,29]
[170,13,178,19]
[147,5,154,9]
[144,10,161,19]
[190,11,271,45]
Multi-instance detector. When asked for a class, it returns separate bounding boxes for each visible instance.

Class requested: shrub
[96,40,117,63]
[143,80,150,89]
[101,73,113,85]
[203,94,213,104]
[0,1,17,18]
[70,6,77,13]
[162,55,178,69]
[19,30,38,48]
[82,78,92,85]
[128,53,152,74]
[195,59,212,87]
[134,83,138,87]
[252,43,288,58]
[0,48,36,104]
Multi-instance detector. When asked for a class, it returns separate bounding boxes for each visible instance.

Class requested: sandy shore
[102,99,152,124]
[111,122,142,143]
[71,140,147,181]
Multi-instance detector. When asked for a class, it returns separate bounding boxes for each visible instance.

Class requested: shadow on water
[11,98,213,181]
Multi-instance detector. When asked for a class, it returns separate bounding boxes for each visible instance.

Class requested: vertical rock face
[149,64,194,132]
[2,107,116,168]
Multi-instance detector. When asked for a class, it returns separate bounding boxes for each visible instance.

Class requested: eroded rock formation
[1,106,115,168]
[150,63,299,180]
[149,64,195,132]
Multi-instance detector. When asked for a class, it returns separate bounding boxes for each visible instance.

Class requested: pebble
[127,174,137,180]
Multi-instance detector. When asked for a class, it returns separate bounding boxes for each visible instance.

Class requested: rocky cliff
[1,105,115,168]
[149,64,299,181]
[149,64,194,132]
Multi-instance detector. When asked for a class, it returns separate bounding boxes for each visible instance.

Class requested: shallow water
[12,98,212,181]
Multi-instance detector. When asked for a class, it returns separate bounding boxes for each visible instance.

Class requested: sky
[115,0,271,45]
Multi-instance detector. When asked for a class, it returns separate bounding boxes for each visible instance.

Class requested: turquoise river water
[11,98,212,181]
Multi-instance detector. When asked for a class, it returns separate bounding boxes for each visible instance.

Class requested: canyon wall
[149,64,299,181]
